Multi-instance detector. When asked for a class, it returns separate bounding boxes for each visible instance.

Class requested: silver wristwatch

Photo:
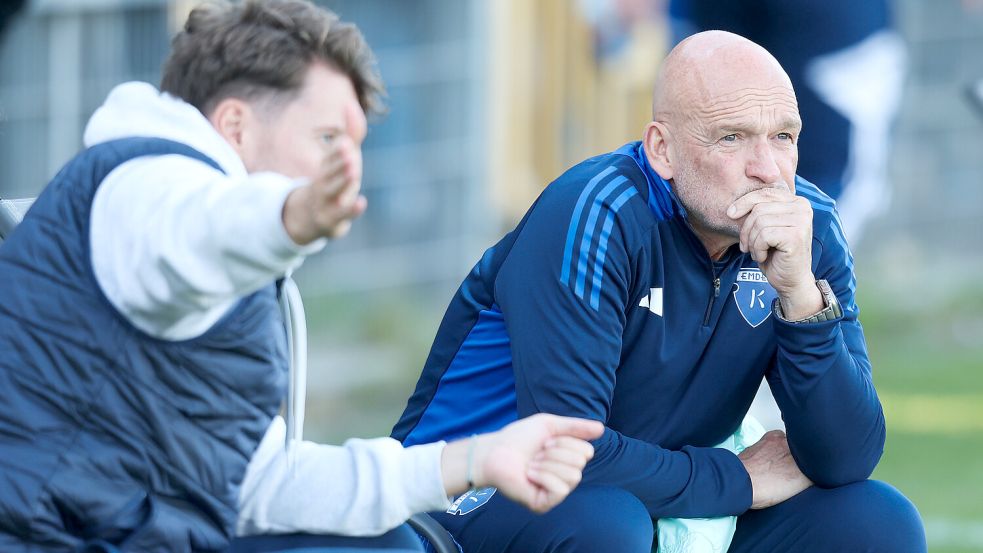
[774,279,843,324]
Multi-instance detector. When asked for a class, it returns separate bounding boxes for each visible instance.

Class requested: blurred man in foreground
[0,1,602,551]
[394,31,926,552]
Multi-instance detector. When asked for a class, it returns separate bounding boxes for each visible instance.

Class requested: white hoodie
[84,81,450,537]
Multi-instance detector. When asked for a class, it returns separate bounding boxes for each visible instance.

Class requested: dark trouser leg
[729,480,926,553]
[433,485,653,553]
[229,523,425,553]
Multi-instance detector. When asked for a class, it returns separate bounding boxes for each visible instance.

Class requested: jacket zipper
[702,272,721,326]
[674,216,726,327]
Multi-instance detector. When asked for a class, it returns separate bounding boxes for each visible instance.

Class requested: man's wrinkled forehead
[690,84,800,127]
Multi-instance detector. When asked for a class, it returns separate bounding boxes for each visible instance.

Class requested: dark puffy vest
[0,138,288,551]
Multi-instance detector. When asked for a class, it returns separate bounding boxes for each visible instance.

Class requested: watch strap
[774,279,843,323]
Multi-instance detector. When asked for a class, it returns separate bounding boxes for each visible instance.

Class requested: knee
[551,486,653,553]
[818,480,926,553]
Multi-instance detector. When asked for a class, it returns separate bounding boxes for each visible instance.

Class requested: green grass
[299,286,447,443]
[862,278,983,552]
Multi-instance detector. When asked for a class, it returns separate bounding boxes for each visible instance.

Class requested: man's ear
[643,121,674,181]
[208,98,256,159]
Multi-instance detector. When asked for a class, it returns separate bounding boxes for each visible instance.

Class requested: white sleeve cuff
[397,439,453,516]
[237,418,451,537]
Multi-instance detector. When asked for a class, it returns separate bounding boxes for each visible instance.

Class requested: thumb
[547,416,604,441]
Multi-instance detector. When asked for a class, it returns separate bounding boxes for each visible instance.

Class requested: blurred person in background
[0,1,603,552]
[393,31,925,553]
[0,0,27,38]
[966,2,983,118]
[0,0,27,123]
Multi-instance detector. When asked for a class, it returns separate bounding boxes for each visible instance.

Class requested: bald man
[392,32,925,552]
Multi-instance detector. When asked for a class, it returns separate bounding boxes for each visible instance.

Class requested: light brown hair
[161,0,384,117]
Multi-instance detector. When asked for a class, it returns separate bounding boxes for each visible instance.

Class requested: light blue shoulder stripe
[795,180,836,208]
[797,183,849,250]
[560,166,617,286]
[589,186,639,310]
[800,198,858,308]
[575,176,629,298]
[795,180,858,308]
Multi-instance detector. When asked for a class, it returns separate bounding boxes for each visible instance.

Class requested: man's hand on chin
[727,184,824,320]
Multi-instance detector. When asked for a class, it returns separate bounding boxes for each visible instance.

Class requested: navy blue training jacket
[392,141,885,519]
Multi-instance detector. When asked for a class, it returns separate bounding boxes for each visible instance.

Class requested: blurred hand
[738,430,813,509]
[282,135,367,244]
[441,414,604,513]
[728,185,824,320]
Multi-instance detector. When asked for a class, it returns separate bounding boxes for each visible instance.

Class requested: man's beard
[671,161,789,241]
[671,161,741,239]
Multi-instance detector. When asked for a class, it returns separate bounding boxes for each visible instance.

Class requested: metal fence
[0,0,169,198]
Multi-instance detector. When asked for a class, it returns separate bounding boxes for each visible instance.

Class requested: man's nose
[746,139,782,184]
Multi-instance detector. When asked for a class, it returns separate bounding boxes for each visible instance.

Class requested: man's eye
[320,133,337,144]
[721,134,738,143]
[776,132,793,141]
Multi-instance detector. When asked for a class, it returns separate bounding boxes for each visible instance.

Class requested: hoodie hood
[83,82,247,178]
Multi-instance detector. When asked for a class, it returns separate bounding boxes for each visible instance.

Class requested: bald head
[652,31,795,123]
[641,31,802,255]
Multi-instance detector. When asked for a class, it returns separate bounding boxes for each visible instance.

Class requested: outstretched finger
[534,445,589,470]
[322,195,368,239]
[332,170,363,207]
[313,162,353,201]
[316,142,361,199]
[545,415,604,441]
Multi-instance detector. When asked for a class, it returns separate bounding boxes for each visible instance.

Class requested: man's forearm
[772,318,885,487]
[91,156,323,340]
[238,417,450,537]
[581,427,753,518]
